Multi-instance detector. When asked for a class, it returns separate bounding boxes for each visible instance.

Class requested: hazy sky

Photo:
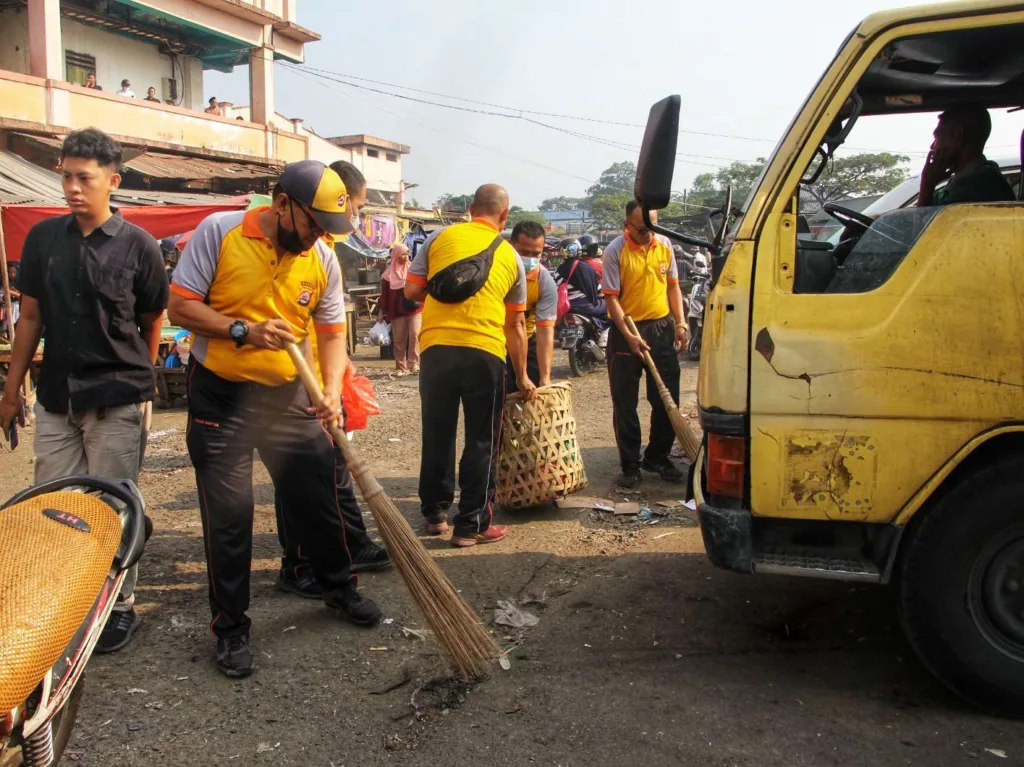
[206,0,1022,208]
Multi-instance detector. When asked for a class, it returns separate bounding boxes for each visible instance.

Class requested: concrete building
[0,0,409,182]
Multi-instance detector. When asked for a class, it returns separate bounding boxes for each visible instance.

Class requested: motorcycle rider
[556,237,609,335]
[578,234,604,282]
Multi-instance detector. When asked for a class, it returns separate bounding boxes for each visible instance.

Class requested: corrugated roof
[0,151,66,206]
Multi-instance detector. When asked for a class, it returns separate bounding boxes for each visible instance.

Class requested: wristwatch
[229,319,249,347]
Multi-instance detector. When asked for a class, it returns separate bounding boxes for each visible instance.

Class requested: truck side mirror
[634,95,681,211]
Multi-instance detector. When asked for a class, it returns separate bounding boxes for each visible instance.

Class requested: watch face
[231,321,246,340]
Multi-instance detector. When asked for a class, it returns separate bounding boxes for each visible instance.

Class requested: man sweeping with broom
[404,184,537,547]
[168,160,382,678]
[602,200,689,489]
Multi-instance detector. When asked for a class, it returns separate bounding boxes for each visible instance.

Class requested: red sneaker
[451,525,507,548]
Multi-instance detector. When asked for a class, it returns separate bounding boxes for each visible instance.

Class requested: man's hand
[921,149,953,189]
[0,389,26,442]
[517,376,539,401]
[247,319,297,350]
[308,388,343,430]
[626,333,651,358]
[674,322,691,350]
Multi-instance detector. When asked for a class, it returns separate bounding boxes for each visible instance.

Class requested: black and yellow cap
[278,160,354,235]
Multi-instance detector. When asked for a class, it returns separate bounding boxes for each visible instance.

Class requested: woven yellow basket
[496,382,587,508]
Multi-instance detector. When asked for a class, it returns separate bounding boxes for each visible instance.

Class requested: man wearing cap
[167,160,382,678]
[507,220,557,390]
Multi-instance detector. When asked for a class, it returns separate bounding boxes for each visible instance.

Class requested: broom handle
[285,342,385,502]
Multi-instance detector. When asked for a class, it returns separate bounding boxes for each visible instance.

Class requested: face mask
[522,257,540,271]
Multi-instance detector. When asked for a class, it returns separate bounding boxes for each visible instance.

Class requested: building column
[249,46,275,126]
[27,0,62,81]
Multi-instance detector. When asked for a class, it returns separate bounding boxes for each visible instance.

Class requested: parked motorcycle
[557,313,606,377]
[686,255,710,361]
[0,477,148,767]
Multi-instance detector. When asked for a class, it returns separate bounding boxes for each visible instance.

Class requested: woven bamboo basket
[496,382,587,508]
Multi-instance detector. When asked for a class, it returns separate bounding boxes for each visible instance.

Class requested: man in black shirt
[0,129,168,653]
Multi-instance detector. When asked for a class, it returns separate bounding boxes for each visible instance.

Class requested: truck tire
[898,456,1024,716]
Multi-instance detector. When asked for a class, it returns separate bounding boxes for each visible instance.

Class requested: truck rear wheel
[898,456,1024,716]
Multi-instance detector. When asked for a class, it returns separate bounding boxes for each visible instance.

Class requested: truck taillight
[706,434,745,499]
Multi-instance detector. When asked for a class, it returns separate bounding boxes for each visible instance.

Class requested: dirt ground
[3,348,1023,766]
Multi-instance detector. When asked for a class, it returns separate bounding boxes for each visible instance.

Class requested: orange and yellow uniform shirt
[523,262,558,339]
[170,207,346,386]
[600,232,679,322]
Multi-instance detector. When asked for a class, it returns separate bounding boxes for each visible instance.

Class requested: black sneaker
[350,543,392,573]
[276,566,323,599]
[641,456,685,483]
[618,467,643,489]
[95,608,141,654]
[216,634,253,678]
[325,585,383,627]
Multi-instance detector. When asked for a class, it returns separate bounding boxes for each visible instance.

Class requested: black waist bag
[426,235,503,304]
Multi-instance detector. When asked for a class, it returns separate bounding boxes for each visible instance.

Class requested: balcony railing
[0,69,307,164]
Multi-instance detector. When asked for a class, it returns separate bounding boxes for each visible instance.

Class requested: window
[366,148,379,158]
[386,152,398,162]
[65,50,96,86]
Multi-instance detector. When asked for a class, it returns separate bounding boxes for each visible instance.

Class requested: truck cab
[636,1,1024,714]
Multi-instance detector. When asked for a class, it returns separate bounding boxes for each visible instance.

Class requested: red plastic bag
[342,367,380,431]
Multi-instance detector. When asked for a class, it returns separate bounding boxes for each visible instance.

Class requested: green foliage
[507,208,548,229]
[434,193,473,212]
[538,196,586,212]
[811,152,911,202]
[589,191,633,231]
[585,161,636,203]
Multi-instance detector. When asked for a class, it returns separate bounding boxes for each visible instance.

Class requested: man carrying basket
[404,184,537,547]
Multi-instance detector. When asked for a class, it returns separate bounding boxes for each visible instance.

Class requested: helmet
[561,238,581,258]
[578,234,599,257]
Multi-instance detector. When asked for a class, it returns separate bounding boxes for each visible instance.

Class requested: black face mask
[277,200,307,254]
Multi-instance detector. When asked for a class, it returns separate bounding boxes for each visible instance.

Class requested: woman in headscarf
[378,243,422,375]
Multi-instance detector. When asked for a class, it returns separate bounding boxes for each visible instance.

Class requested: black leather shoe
[350,543,392,573]
[276,566,323,599]
[641,456,685,483]
[216,634,253,678]
[618,467,643,489]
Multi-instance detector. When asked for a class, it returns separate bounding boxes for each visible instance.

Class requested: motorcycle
[557,313,606,377]
[0,476,148,767]
[686,255,709,361]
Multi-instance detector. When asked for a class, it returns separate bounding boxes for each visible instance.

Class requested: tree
[811,152,911,203]
[586,161,636,203]
[507,208,548,230]
[538,196,586,212]
[687,159,766,212]
[434,193,473,212]
[589,191,633,231]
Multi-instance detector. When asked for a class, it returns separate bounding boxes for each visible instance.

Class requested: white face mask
[521,257,540,271]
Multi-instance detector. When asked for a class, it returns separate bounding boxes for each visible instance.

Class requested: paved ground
[3,349,1022,766]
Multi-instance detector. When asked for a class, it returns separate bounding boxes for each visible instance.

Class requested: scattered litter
[127,723,142,732]
[637,506,666,522]
[388,438,402,443]
[369,646,389,651]
[656,500,684,509]
[126,688,148,695]
[282,626,296,633]
[100,719,112,728]
[144,701,163,710]
[402,627,431,641]
[382,618,395,625]
[175,676,189,681]
[147,428,178,441]
[985,749,1007,759]
[499,655,511,671]
[494,600,539,628]
[256,742,281,754]
[557,495,614,511]
[652,532,678,540]
[683,499,698,511]
[613,501,640,516]
[583,643,592,648]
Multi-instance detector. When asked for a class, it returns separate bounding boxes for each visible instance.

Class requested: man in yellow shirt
[602,199,689,489]
[168,160,382,678]
[506,220,557,390]
[405,184,536,547]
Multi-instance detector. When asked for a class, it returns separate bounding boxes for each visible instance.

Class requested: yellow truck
[635,1,1024,714]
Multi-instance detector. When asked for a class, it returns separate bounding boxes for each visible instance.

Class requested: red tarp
[0,203,246,262]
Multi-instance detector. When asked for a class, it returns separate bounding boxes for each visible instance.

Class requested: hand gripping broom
[623,316,701,462]
[285,343,502,678]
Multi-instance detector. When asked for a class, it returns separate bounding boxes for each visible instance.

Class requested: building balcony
[0,68,307,164]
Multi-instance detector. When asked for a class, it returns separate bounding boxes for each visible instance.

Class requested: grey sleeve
[312,241,347,329]
[504,250,527,307]
[535,267,559,323]
[602,238,623,294]
[409,228,442,282]
[171,212,232,299]
[661,237,679,280]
